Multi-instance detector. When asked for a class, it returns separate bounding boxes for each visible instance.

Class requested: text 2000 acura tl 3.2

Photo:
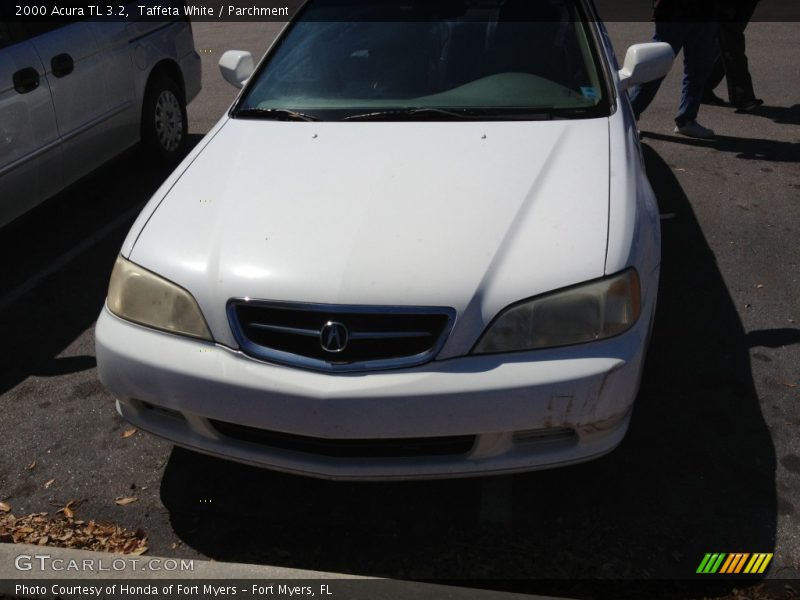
[96,0,674,479]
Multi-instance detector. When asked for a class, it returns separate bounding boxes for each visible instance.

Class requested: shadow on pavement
[0,138,203,395]
[28,355,97,377]
[747,104,800,127]
[745,328,800,349]
[160,144,777,594]
[643,131,799,163]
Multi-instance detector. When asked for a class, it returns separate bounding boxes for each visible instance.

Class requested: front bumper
[96,306,649,480]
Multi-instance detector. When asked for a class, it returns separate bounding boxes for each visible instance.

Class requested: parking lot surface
[1,19,798,589]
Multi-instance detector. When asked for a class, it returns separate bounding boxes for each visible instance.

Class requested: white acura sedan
[96,0,674,479]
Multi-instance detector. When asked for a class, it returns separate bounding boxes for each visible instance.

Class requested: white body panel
[30,22,112,182]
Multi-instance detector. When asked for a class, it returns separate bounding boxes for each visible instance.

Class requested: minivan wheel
[142,76,187,163]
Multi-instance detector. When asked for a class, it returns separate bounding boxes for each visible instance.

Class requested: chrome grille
[228,300,456,372]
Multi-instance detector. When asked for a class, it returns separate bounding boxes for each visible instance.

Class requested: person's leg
[721,0,760,104]
[704,39,726,95]
[676,21,717,127]
[629,22,685,120]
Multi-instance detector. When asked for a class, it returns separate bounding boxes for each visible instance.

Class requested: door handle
[13,67,40,94]
[51,53,74,78]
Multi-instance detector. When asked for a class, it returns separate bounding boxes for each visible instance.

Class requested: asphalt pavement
[0,18,798,593]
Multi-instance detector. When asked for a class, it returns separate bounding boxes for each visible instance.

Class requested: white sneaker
[674,120,715,139]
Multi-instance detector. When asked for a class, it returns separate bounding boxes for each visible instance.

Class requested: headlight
[107,256,213,341]
[473,269,641,354]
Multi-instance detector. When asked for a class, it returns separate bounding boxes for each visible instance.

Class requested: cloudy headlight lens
[107,256,213,341]
[473,269,640,354]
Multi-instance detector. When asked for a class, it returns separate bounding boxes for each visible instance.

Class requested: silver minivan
[0,7,201,228]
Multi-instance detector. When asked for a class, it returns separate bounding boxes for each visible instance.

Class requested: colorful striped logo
[696,553,773,574]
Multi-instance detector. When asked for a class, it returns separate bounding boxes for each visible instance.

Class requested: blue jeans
[629,21,718,127]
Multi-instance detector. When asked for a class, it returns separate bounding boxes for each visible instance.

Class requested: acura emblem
[320,321,348,353]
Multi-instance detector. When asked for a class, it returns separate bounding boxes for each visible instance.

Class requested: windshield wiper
[343,107,485,121]
[343,107,554,121]
[234,108,321,122]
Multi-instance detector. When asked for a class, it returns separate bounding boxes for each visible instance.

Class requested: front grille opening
[210,420,476,459]
[513,427,577,444]
[229,301,455,371]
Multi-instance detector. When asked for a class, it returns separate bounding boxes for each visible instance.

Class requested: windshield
[234,0,610,121]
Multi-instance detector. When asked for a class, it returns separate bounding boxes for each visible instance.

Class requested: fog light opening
[141,401,186,421]
[512,427,576,444]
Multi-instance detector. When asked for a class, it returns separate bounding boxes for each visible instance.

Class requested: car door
[0,20,62,229]
[86,21,137,156]
[27,20,112,187]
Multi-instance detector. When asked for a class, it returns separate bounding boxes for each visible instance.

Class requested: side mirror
[618,43,674,90]
[219,50,254,89]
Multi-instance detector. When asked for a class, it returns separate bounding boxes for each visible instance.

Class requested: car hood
[130,117,610,354]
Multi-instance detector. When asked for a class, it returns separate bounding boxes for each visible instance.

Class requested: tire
[141,75,187,164]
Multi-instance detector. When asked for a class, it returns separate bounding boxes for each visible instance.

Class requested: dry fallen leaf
[44,479,55,489]
[0,502,11,513]
[56,500,74,513]
[27,460,36,471]
[0,511,147,554]
[781,382,797,388]
[60,500,81,519]
[130,546,149,556]
[121,428,137,439]
[114,497,137,506]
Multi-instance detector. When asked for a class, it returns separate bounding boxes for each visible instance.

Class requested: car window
[236,0,609,120]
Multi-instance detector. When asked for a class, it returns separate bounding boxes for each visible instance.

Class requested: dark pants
[705,0,760,103]
[629,21,718,127]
